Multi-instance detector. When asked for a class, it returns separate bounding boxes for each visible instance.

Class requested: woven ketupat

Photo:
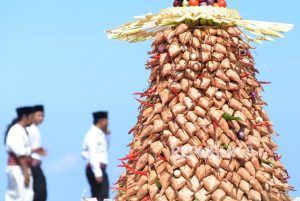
[107,5,294,201]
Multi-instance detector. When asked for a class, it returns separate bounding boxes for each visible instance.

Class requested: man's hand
[18,156,30,187]
[38,148,48,156]
[95,177,103,183]
[24,172,30,187]
[33,148,48,156]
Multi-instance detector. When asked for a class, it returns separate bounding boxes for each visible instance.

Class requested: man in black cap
[82,111,110,201]
[4,106,35,201]
[27,105,47,201]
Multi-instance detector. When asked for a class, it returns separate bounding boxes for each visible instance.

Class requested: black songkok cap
[93,111,108,121]
[16,107,34,118]
[33,105,44,112]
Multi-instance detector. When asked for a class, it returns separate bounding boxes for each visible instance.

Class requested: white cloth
[5,124,33,201]
[27,124,42,161]
[5,166,34,201]
[82,126,108,178]
[6,124,31,157]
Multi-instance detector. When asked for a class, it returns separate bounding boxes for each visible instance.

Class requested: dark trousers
[86,166,109,201]
[31,165,47,201]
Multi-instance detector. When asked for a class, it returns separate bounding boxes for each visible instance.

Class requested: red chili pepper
[126,142,133,147]
[147,50,155,55]
[240,73,249,78]
[128,158,139,161]
[119,176,127,182]
[151,54,160,60]
[133,87,156,98]
[111,187,127,191]
[128,126,136,134]
[119,162,148,176]
[213,121,218,129]
[171,89,179,102]
[146,61,155,68]
[118,162,134,171]
[146,59,159,67]
[197,74,203,79]
[133,89,155,97]
[253,122,273,128]
[119,153,139,161]
[135,98,154,107]
[200,141,207,148]
[141,87,156,97]
[258,81,272,85]
[133,92,143,96]
[138,115,143,123]
[113,176,127,185]
[141,196,151,201]
[157,154,167,162]
[146,87,156,94]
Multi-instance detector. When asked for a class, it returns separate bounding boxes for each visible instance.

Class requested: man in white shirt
[4,106,35,201]
[82,111,110,201]
[27,105,47,201]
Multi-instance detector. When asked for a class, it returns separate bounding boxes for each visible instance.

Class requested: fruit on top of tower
[173,0,227,7]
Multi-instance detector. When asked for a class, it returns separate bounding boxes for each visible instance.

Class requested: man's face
[99,118,109,133]
[33,111,44,125]
[24,114,34,127]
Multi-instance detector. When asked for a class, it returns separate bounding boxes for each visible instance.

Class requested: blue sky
[0,0,299,200]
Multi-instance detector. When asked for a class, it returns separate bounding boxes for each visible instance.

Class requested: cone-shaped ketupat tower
[107,1,294,200]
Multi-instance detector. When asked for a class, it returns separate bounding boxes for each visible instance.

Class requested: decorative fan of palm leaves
[106,6,293,43]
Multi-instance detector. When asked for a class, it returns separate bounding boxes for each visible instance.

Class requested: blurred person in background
[4,106,35,201]
[27,105,47,201]
[82,111,111,201]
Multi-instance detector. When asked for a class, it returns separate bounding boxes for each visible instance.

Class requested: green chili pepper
[221,144,229,150]
[155,179,162,189]
[222,113,242,121]
[260,159,273,166]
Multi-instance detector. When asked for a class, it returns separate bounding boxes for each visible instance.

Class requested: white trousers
[5,166,34,201]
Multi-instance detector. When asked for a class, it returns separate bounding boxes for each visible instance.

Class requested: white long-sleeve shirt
[6,124,31,157]
[82,126,108,177]
[27,124,42,160]
[5,124,34,201]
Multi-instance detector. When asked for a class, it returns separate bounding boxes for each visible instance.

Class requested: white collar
[91,125,104,134]
[16,123,26,129]
[28,124,38,128]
